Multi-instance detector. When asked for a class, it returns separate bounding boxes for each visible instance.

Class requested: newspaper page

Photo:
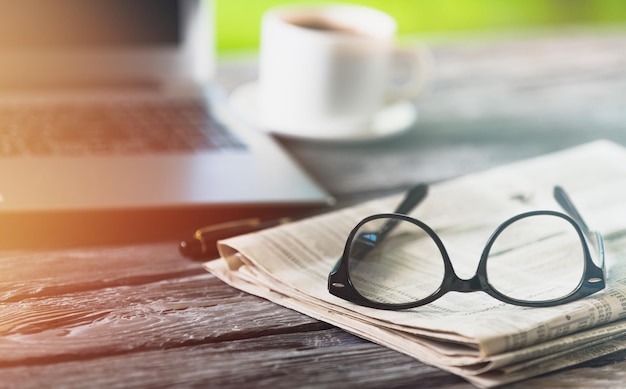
[204,140,626,387]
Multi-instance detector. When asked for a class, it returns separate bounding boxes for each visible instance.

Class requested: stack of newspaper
[205,140,626,387]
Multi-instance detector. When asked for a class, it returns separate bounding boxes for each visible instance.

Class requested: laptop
[0,0,331,249]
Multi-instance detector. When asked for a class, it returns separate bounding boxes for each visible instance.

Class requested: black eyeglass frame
[328,187,606,310]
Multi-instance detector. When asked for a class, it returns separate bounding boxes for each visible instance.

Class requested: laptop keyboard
[0,99,247,156]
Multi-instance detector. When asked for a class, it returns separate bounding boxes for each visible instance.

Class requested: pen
[179,217,292,259]
[181,184,428,260]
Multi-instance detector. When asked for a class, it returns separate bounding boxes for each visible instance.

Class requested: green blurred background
[215,0,626,52]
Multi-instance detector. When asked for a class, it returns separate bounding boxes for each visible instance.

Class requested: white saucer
[228,82,419,142]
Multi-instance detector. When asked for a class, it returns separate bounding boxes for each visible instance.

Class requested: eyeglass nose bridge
[448,274,483,293]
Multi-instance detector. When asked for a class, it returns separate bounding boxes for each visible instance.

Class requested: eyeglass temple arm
[374,183,428,237]
[395,183,428,215]
[553,186,591,233]
[554,185,607,273]
[342,183,429,267]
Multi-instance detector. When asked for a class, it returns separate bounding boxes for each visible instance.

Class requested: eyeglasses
[328,184,605,310]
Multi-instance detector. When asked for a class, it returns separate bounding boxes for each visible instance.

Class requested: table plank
[0,243,202,301]
[1,323,625,389]
[0,272,325,363]
[0,328,469,389]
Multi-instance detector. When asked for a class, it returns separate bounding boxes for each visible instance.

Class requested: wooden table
[2,29,626,388]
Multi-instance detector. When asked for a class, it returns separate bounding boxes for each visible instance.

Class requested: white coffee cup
[256,3,430,139]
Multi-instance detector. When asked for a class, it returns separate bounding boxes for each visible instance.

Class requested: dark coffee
[289,17,363,36]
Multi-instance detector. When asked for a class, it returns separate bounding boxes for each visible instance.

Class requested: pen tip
[179,239,202,258]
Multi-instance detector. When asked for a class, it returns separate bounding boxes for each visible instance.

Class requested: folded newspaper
[205,140,626,387]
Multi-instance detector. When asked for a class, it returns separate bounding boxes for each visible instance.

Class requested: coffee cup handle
[387,44,433,103]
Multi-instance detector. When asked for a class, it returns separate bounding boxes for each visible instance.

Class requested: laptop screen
[0,0,181,49]
[0,0,212,86]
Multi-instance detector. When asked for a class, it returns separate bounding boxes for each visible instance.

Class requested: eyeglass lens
[485,214,585,302]
[347,217,444,305]
[347,213,588,305]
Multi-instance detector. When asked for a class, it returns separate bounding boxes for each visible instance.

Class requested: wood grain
[1,322,625,388]
[0,328,469,389]
[0,270,325,364]
[0,243,202,301]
